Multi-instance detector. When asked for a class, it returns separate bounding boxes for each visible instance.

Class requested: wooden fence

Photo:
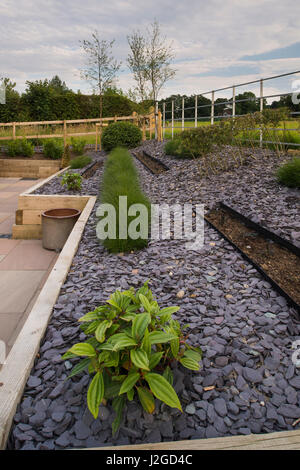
[0,111,163,149]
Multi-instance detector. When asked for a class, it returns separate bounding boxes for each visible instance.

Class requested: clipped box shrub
[62,282,202,433]
[70,137,87,155]
[43,138,64,159]
[97,147,150,252]
[276,157,300,188]
[7,139,34,157]
[70,154,92,169]
[102,121,142,151]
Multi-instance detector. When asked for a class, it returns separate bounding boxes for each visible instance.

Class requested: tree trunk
[99,93,103,120]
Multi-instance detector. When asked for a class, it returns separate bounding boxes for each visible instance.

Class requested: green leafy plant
[70,154,92,169]
[7,138,34,157]
[98,147,151,253]
[43,138,64,159]
[102,121,142,151]
[276,157,300,188]
[61,171,82,191]
[70,137,87,155]
[62,282,202,433]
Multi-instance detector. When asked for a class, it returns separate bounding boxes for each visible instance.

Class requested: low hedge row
[97,147,151,252]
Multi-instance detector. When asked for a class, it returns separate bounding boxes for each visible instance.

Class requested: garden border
[0,194,97,449]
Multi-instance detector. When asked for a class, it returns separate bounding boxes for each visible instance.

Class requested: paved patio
[0,177,58,354]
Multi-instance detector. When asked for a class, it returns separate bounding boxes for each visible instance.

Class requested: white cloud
[0,0,299,101]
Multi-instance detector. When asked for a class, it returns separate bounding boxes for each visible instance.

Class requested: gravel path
[8,142,300,450]
[135,141,300,247]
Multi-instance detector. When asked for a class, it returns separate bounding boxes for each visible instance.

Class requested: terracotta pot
[41,208,81,251]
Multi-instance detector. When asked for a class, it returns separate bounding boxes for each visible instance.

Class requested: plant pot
[42,208,81,251]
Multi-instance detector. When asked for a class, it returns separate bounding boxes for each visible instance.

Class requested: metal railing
[159,69,300,147]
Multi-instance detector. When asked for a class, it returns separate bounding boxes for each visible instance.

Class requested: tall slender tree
[80,31,121,119]
[127,20,176,136]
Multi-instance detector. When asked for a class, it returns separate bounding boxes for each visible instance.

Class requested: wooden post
[158,110,162,142]
[12,122,16,140]
[142,118,146,141]
[63,120,67,147]
[99,125,102,151]
[95,125,98,151]
[114,115,117,123]
[195,95,198,128]
[182,97,185,132]
[132,111,138,127]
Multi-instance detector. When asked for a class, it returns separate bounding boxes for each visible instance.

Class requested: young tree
[127,32,149,102]
[80,31,122,119]
[144,20,176,104]
[127,20,176,104]
[127,20,176,136]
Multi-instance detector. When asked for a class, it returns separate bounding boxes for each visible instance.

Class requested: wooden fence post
[158,110,162,142]
[63,120,67,147]
[12,122,16,141]
[95,124,98,151]
[142,118,146,141]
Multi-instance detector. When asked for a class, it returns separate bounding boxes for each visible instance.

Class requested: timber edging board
[0,195,97,450]
[0,158,60,178]
[90,429,300,450]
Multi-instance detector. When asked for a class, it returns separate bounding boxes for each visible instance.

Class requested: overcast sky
[1,0,300,102]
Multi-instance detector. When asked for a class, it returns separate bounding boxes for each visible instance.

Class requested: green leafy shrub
[70,154,92,169]
[276,157,300,188]
[62,282,202,433]
[98,147,151,252]
[164,139,190,158]
[61,171,82,191]
[7,139,34,157]
[43,138,64,159]
[70,137,87,155]
[102,121,142,151]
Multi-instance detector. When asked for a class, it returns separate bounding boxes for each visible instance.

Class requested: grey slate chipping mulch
[7,141,300,450]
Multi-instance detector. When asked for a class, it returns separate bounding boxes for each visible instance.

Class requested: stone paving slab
[0,213,10,224]
[0,239,20,255]
[0,270,46,315]
[0,240,56,270]
[0,216,15,235]
[0,192,18,200]
[0,313,23,349]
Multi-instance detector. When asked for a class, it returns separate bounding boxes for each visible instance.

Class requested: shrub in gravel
[70,154,92,169]
[43,138,64,159]
[164,139,190,158]
[62,282,202,434]
[102,121,142,151]
[7,138,34,157]
[61,171,82,191]
[276,157,300,188]
[97,147,151,252]
[70,137,87,155]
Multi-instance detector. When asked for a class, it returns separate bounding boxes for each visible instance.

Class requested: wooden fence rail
[0,111,163,146]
